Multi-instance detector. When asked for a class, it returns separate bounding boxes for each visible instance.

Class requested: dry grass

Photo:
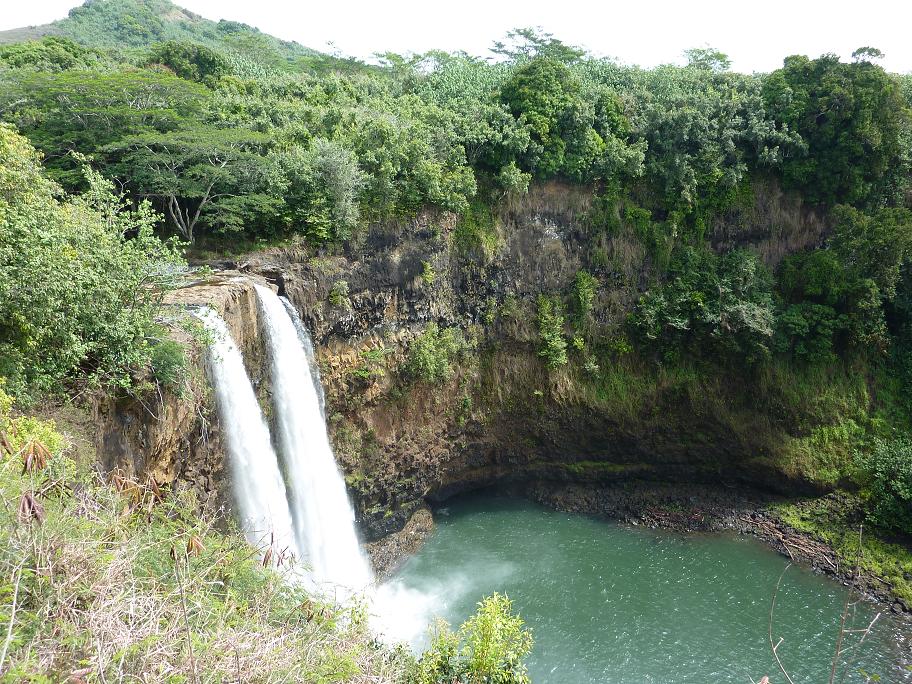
[0,424,410,683]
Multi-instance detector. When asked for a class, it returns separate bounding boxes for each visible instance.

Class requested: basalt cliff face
[95,180,833,546]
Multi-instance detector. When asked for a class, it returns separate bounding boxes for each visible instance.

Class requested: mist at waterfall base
[385,495,911,683]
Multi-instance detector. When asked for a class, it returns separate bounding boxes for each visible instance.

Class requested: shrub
[856,437,912,534]
[414,593,533,684]
[537,296,568,369]
[407,323,469,382]
[421,260,437,285]
[328,280,350,308]
[570,270,598,325]
[149,338,188,392]
[632,248,774,363]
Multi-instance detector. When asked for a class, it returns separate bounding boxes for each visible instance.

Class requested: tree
[0,124,184,399]
[830,205,912,299]
[268,138,365,243]
[491,27,586,64]
[762,53,910,206]
[0,36,106,72]
[104,125,272,241]
[775,249,888,358]
[537,296,568,368]
[0,69,206,187]
[856,437,912,534]
[499,57,640,181]
[684,46,731,72]
[144,40,231,85]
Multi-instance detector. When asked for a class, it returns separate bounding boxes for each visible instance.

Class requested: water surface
[385,495,911,683]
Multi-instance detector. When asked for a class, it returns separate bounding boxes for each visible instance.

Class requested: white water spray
[195,307,299,561]
[254,284,374,595]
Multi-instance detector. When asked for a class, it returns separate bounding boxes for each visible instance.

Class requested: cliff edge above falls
[93,272,274,512]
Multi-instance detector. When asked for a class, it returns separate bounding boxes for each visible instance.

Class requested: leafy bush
[149,338,188,392]
[0,36,106,71]
[414,593,533,684]
[328,280,351,308]
[407,323,470,382]
[856,438,912,534]
[144,39,231,85]
[0,125,185,400]
[570,270,598,325]
[421,260,437,285]
[776,247,890,358]
[632,248,774,363]
[537,296,568,369]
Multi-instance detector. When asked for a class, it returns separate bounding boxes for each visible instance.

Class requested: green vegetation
[774,498,912,604]
[407,323,471,382]
[762,52,910,206]
[570,270,597,326]
[856,438,912,534]
[328,280,351,308]
[0,124,184,400]
[536,296,568,369]
[632,248,775,363]
[414,594,533,684]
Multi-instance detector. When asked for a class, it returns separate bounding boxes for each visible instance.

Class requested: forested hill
[0,0,329,72]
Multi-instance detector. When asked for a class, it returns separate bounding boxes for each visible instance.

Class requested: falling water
[280,296,326,418]
[255,284,374,595]
[195,307,299,561]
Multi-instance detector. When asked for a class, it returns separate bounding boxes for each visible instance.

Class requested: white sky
[3,0,912,74]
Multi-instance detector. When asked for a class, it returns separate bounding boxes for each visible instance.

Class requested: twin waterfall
[197,285,374,596]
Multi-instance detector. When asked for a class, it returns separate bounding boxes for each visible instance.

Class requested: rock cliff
[94,180,833,548]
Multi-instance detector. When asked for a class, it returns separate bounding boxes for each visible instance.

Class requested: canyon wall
[95,180,833,542]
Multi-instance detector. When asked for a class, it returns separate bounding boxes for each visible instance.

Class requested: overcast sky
[4,0,912,74]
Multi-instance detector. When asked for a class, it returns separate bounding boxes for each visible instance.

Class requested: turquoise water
[386,495,911,683]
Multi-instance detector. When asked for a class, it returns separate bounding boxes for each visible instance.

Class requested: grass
[0,395,411,683]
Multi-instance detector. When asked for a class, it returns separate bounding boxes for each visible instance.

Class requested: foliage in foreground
[0,125,185,401]
[0,387,410,682]
[0,387,536,682]
[413,594,533,684]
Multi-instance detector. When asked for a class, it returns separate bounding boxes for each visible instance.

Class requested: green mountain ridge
[0,0,322,69]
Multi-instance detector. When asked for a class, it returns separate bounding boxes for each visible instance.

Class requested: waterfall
[195,307,299,562]
[254,284,374,595]
[280,296,326,418]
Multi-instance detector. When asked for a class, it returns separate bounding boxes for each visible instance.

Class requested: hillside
[0,0,322,71]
